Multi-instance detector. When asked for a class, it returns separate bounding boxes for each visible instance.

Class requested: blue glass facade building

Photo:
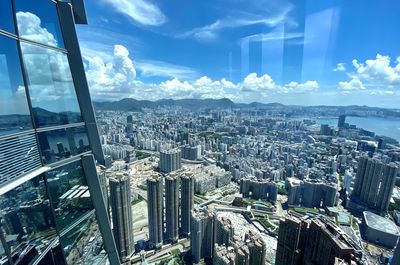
[0,1,120,264]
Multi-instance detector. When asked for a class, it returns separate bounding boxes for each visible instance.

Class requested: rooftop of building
[363,211,400,235]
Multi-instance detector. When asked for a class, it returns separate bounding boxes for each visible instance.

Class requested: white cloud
[351,54,400,85]
[286,81,319,94]
[101,0,166,26]
[337,54,400,93]
[84,45,319,102]
[242,73,319,94]
[16,12,58,46]
[243,73,276,91]
[338,78,365,91]
[84,44,137,96]
[180,5,293,41]
[136,59,198,79]
[333,63,346,72]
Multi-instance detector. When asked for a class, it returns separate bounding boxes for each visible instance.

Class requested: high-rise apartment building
[240,177,278,204]
[191,208,215,263]
[159,149,182,173]
[165,174,179,243]
[147,175,164,249]
[180,173,194,236]
[109,173,134,261]
[214,215,234,246]
[350,156,398,214]
[0,1,119,264]
[276,216,362,265]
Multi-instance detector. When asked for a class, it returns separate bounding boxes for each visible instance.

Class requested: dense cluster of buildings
[93,107,400,265]
[2,1,400,265]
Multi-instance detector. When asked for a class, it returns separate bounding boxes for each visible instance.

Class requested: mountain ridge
[93,98,400,117]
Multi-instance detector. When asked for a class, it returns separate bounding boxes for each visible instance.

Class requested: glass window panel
[0,34,32,136]
[38,126,91,164]
[14,0,64,48]
[60,214,107,265]
[20,42,83,128]
[37,241,67,265]
[45,161,94,232]
[0,0,15,34]
[0,175,57,265]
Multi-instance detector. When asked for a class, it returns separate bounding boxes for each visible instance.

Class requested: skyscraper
[351,156,398,214]
[180,173,194,236]
[246,230,267,265]
[165,173,179,243]
[191,207,215,263]
[159,149,182,173]
[147,175,164,249]
[0,1,119,264]
[338,115,346,128]
[109,173,134,261]
[214,215,234,246]
[275,217,302,265]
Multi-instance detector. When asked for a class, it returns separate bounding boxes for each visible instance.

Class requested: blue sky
[76,0,400,107]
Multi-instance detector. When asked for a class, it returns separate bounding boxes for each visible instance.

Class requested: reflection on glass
[14,0,64,48]
[20,42,83,128]
[36,241,67,265]
[0,175,57,264]
[38,126,91,164]
[0,35,32,136]
[0,0,15,34]
[60,214,106,265]
[45,161,94,232]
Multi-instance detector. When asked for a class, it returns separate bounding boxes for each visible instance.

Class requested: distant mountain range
[93,98,400,118]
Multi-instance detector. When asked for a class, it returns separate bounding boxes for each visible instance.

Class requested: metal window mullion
[35,122,85,133]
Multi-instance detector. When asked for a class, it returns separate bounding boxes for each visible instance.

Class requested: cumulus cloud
[242,73,319,94]
[333,63,346,72]
[84,45,137,96]
[101,0,166,26]
[337,54,400,93]
[16,12,58,46]
[338,78,365,91]
[83,44,319,102]
[351,54,400,85]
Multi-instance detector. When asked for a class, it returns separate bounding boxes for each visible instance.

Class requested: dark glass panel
[38,126,90,164]
[0,175,57,264]
[36,241,67,265]
[0,0,15,34]
[14,0,64,48]
[0,34,32,136]
[60,214,107,265]
[20,42,83,128]
[45,161,94,232]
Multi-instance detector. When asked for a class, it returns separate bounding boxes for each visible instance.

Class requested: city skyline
[1,1,400,265]
[76,0,400,107]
